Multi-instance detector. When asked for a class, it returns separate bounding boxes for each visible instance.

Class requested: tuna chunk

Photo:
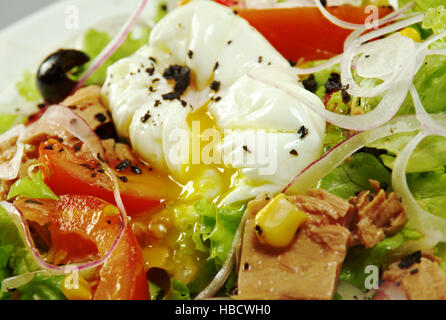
[380,252,446,300]
[61,85,115,139]
[348,180,406,248]
[236,193,351,300]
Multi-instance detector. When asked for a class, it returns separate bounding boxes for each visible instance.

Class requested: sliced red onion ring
[0,124,25,181]
[195,205,251,300]
[292,54,342,75]
[73,0,148,91]
[314,0,374,30]
[283,114,446,195]
[0,201,125,274]
[391,131,446,246]
[343,1,417,50]
[248,59,413,131]
[3,105,128,274]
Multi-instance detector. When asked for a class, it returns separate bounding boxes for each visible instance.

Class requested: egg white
[102,0,326,204]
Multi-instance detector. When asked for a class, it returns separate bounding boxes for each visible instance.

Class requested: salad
[0,0,446,300]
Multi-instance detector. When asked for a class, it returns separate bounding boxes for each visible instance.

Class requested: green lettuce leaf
[0,115,26,134]
[17,274,66,300]
[167,278,191,300]
[0,206,65,300]
[369,132,446,173]
[79,27,151,85]
[407,170,446,219]
[319,152,391,200]
[340,226,422,291]
[15,70,41,102]
[7,170,59,201]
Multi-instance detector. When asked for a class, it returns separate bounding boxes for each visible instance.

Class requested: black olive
[37,49,90,104]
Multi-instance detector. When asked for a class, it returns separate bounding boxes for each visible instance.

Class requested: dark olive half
[37,49,90,104]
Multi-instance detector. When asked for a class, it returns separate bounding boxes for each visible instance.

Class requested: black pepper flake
[116,159,131,172]
[131,166,142,174]
[154,100,161,107]
[69,118,77,125]
[149,86,156,93]
[181,100,188,107]
[233,9,238,15]
[91,173,97,178]
[227,40,232,45]
[243,263,250,270]
[152,78,160,83]
[255,225,263,236]
[187,50,194,59]
[74,145,81,152]
[95,112,107,123]
[146,67,155,76]
[243,145,251,153]
[354,191,361,196]
[213,61,219,72]
[210,80,221,92]
[25,199,44,205]
[162,65,191,100]
[398,251,421,269]
[289,149,299,156]
[149,57,157,63]
[162,92,178,100]
[289,60,297,67]
[368,195,374,201]
[320,0,327,6]
[119,176,128,183]
[302,74,317,93]
[258,56,263,63]
[68,105,78,110]
[324,73,342,93]
[214,96,221,102]
[140,111,152,123]
[106,220,112,225]
[341,85,351,104]
[80,163,94,171]
[297,125,309,139]
[59,148,64,153]
[44,144,54,150]
[57,137,64,142]
[410,268,419,275]
[97,168,105,173]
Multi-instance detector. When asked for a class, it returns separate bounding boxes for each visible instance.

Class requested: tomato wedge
[14,195,149,300]
[38,139,180,217]
[236,6,393,61]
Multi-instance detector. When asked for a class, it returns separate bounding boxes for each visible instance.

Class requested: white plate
[0,0,159,111]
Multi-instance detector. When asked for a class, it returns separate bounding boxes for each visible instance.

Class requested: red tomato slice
[38,139,180,217]
[14,195,149,300]
[236,6,393,61]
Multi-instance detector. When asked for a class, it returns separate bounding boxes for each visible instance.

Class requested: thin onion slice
[0,124,25,181]
[391,132,446,247]
[314,0,375,30]
[73,0,148,91]
[283,114,446,195]
[248,58,413,131]
[293,54,342,75]
[195,205,251,300]
[411,85,446,138]
[2,105,128,274]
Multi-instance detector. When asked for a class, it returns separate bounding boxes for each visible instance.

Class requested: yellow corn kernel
[254,193,307,248]
[400,27,421,42]
[62,273,92,300]
[103,204,120,217]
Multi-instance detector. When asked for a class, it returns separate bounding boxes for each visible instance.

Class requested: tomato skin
[14,195,149,300]
[38,140,179,217]
[236,6,393,61]
[93,225,149,300]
